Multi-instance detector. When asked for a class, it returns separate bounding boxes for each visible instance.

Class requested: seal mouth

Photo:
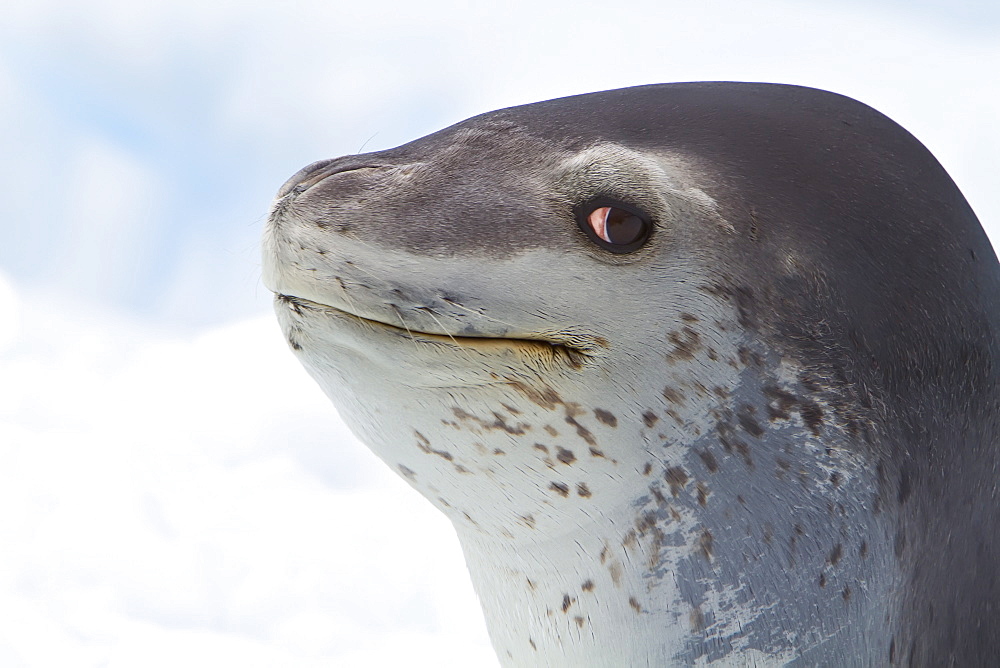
[275,294,595,368]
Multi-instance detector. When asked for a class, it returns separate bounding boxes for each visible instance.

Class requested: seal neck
[457,515,680,667]
[453,421,899,667]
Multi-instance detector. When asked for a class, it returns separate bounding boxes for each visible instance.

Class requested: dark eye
[576,198,652,253]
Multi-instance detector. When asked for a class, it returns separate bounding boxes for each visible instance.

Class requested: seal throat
[275,293,593,368]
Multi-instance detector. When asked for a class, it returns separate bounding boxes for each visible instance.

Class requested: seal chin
[273,293,594,371]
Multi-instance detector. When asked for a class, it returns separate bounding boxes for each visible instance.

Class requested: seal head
[263,83,1000,666]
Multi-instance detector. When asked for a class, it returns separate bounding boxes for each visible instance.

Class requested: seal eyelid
[575,197,653,254]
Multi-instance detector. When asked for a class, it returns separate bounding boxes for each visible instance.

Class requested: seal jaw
[273,292,596,371]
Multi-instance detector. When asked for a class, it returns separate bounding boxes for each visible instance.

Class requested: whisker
[356,132,379,154]
[441,297,521,331]
[390,304,422,357]
[336,277,376,334]
[419,307,477,364]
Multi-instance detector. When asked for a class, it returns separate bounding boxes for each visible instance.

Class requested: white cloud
[0,273,19,354]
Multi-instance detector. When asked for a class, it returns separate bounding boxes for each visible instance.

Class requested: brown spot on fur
[680,312,699,322]
[690,606,705,632]
[534,444,549,453]
[608,562,623,586]
[717,422,734,452]
[582,580,594,592]
[520,514,536,529]
[565,415,597,446]
[735,441,754,468]
[664,467,689,496]
[798,372,822,392]
[666,327,702,362]
[549,482,570,497]
[556,447,576,465]
[662,387,685,405]
[799,400,824,435]
[544,425,559,437]
[642,462,653,475]
[819,573,827,588]
[398,464,416,479]
[529,638,536,650]
[842,585,851,602]
[642,411,659,427]
[574,615,585,628]
[830,471,841,487]
[650,485,667,506]
[622,530,638,550]
[690,380,709,398]
[414,430,454,461]
[629,597,642,613]
[508,381,562,410]
[737,345,762,368]
[698,530,714,561]
[696,482,709,507]
[454,464,471,474]
[669,506,682,521]
[600,546,609,564]
[719,427,754,468]
[589,447,605,458]
[453,407,530,435]
[493,448,505,455]
[698,449,719,473]
[738,405,764,438]
[561,594,574,613]
[576,482,592,498]
[594,408,617,427]
[829,543,843,566]
[764,385,797,421]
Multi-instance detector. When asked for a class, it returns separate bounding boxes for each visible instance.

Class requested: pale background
[0,1,997,666]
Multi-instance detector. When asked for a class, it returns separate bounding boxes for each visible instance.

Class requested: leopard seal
[261,82,1000,666]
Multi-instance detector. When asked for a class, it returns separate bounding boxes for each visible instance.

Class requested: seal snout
[275,156,389,198]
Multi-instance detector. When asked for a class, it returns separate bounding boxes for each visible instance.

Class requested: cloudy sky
[1,1,998,666]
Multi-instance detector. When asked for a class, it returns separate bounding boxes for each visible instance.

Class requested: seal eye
[576,199,652,253]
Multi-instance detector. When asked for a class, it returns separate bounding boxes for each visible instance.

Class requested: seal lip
[573,196,654,254]
[274,293,594,367]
